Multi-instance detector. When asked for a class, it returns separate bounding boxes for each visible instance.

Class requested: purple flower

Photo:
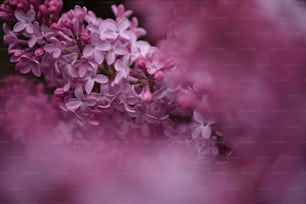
[82,33,111,64]
[44,37,63,58]
[111,4,133,19]
[192,111,213,139]
[26,21,43,48]
[3,23,23,45]
[112,56,130,85]
[105,18,131,40]
[72,58,97,78]
[130,17,146,37]
[84,74,108,94]
[55,53,78,77]
[16,56,41,77]
[65,86,96,111]
[105,41,128,65]
[88,19,114,40]
[130,40,155,61]
[13,9,36,34]
[87,91,115,109]
[145,52,165,75]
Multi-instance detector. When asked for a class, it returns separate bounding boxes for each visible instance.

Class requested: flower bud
[39,4,48,15]
[54,88,66,97]
[141,86,152,102]
[153,71,164,81]
[47,5,57,13]
[136,58,146,72]
[34,48,44,57]
[80,33,90,43]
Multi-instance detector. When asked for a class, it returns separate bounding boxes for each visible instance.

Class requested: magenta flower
[113,56,130,85]
[72,58,97,78]
[105,18,131,40]
[54,53,78,77]
[192,111,213,139]
[145,52,165,75]
[131,40,155,61]
[65,86,96,111]
[3,23,21,45]
[26,22,43,48]
[44,37,63,58]
[84,74,108,94]
[87,89,115,109]
[111,4,133,19]
[16,56,41,77]
[13,9,36,34]
[130,17,146,37]
[105,41,128,65]
[82,33,111,64]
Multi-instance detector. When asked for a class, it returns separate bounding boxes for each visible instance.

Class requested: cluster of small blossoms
[0,1,224,158]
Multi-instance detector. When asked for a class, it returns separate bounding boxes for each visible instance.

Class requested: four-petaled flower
[192,111,214,139]
[105,18,131,40]
[16,56,41,77]
[26,22,43,48]
[145,52,166,75]
[65,86,96,111]
[72,58,97,78]
[82,33,111,64]
[113,56,130,85]
[13,9,36,34]
[84,73,108,94]
[111,4,133,19]
[44,37,63,58]
[104,41,128,65]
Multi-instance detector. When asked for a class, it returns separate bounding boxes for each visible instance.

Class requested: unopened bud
[54,88,66,97]
[34,48,44,57]
[80,33,90,43]
[136,58,146,72]
[51,22,61,30]
[153,71,164,81]
[141,86,152,102]
[47,5,57,13]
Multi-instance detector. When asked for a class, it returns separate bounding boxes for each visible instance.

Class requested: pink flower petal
[53,48,61,58]
[67,66,78,78]
[85,79,94,94]
[201,126,212,139]
[26,23,34,34]
[14,10,25,22]
[31,64,41,77]
[95,74,108,84]
[82,46,93,57]
[66,98,82,110]
[93,51,104,64]
[26,10,36,22]
[78,66,87,78]
[104,19,117,31]
[118,18,130,31]
[96,43,111,51]
[115,47,128,55]
[120,30,131,40]
[13,22,25,32]
[74,86,85,99]
[28,37,37,48]
[193,111,205,124]
[192,126,202,139]
[19,63,32,74]
[106,52,115,65]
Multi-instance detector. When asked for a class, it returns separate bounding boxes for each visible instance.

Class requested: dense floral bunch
[0,0,224,159]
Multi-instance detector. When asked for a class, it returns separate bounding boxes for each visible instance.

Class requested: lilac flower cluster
[0,0,222,158]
